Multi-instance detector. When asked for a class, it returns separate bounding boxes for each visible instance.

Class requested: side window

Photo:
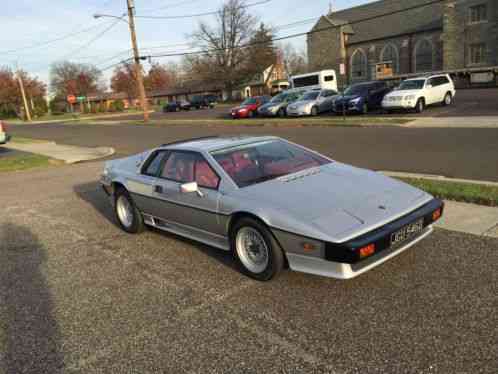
[324,75,334,82]
[195,159,220,189]
[427,78,436,87]
[161,152,196,183]
[142,151,168,177]
[439,76,449,85]
[160,151,220,189]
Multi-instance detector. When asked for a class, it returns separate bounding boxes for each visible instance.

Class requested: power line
[59,17,123,61]
[145,0,443,59]
[140,0,202,13]
[134,0,271,20]
[0,22,110,56]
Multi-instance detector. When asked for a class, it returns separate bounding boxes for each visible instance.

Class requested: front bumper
[283,198,444,279]
[287,107,311,116]
[382,100,416,110]
[0,133,9,144]
[231,111,249,119]
[258,108,279,117]
[333,102,362,113]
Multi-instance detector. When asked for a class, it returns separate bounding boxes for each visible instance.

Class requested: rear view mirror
[180,182,204,197]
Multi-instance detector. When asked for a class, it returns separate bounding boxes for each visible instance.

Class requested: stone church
[307,0,498,88]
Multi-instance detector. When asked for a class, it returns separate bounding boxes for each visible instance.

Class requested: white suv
[382,74,456,113]
[0,120,10,145]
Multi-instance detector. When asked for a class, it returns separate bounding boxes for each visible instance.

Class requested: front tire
[277,108,286,118]
[361,103,368,115]
[311,106,318,116]
[231,217,284,281]
[415,98,425,113]
[443,92,452,106]
[115,188,145,234]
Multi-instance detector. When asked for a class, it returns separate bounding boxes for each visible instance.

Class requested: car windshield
[270,93,286,103]
[301,91,320,100]
[398,80,425,90]
[242,98,258,105]
[212,140,331,188]
[343,85,368,96]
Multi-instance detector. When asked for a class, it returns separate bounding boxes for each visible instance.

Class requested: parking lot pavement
[95,88,498,122]
[9,122,498,182]
[1,163,497,373]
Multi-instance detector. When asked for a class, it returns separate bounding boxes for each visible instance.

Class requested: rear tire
[415,98,425,113]
[114,188,145,234]
[231,217,284,281]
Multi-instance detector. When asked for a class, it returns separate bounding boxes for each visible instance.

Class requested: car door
[322,90,337,112]
[425,78,439,105]
[152,150,224,238]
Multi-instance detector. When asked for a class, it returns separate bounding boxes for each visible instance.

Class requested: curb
[380,171,498,187]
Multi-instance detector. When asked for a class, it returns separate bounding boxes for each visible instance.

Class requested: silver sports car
[101,136,444,281]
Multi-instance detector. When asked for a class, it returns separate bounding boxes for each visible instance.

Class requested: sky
[0,0,374,89]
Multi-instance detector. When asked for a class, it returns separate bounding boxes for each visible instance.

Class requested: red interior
[195,161,219,188]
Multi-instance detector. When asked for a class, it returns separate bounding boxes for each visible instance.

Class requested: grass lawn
[10,136,50,144]
[109,117,413,127]
[5,109,145,124]
[0,153,59,173]
[398,177,498,207]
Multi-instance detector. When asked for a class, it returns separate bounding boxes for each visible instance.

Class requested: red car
[231,96,271,119]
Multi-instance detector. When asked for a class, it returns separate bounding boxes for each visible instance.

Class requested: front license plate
[390,218,424,246]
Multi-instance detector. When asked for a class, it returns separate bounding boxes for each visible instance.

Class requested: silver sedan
[287,89,338,116]
[101,136,444,281]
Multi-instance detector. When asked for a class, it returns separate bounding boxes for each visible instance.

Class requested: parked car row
[163,94,218,113]
[230,74,456,118]
[0,120,10,145]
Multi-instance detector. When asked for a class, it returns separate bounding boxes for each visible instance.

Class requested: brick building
[307,0,498,88]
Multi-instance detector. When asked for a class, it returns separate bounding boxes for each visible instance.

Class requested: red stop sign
[67,95,76,104]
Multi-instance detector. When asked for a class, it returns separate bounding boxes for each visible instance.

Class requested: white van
[290,70,337,92]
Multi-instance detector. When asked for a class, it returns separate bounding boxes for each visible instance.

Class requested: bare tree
[190,0,257,100]
[281,43,308,76]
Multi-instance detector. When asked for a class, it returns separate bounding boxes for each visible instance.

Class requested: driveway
[0,162,497,373]
[9,123,498,182]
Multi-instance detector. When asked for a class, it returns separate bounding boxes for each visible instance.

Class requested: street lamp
[93,13,128,23]
[93,5,150,123]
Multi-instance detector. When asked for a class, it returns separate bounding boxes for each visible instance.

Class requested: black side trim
[325,199,444,264]
[130,191,231,217]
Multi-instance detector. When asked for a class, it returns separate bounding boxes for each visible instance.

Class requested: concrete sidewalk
[5,141,114,164]
[405,116,498,128]
[436,200,498,238]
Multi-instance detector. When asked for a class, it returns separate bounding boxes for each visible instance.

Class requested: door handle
[154,185,163,194]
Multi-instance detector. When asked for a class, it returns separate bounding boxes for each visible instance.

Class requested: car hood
[385,89,420,97]
[260,102,284,110]
[336,95,361,102]
[232,106,250,111]
[289,100,315,107]
[234,163,431,242]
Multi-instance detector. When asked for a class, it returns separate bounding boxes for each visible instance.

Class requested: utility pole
[16,69,32,122]
[126,0,149,123]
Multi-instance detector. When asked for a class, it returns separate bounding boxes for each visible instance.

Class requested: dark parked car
[190,95,219,109]
[333,81,390,114]
[163,100,191,112]
[231,96,271,119]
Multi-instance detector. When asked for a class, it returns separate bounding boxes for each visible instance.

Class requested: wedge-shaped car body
[101,136,443,281]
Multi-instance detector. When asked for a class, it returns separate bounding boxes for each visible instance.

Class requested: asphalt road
[1,162,497,373]
[9,122,498,182]
[97,88,498,122]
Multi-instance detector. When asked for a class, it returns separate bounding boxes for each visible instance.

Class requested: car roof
[160,135,280,152]
[405,74,449,81]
